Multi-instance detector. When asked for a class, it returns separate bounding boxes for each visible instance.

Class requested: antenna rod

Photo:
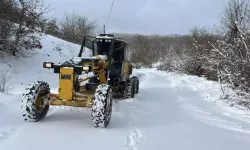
[103,24,106,34]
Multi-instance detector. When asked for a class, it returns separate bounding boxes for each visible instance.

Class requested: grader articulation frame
[21,34,139,128]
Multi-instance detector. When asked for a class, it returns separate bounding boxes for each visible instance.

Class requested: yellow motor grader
[21,34,139,128]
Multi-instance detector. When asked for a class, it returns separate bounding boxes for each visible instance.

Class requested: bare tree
[221,0,250,41]
[0,0,15,18]
[60,12,97,44]
[44,17,60,36]
[189,26,219,79]
[204,0,250,107]
[11,0,50,56]
[129,34,153,66]
[0,0,17,57]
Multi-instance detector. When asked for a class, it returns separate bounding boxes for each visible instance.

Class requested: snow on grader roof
[96,34,127,42]
[92,34,127,46]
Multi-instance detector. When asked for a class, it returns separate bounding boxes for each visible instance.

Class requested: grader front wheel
[91,84,113,128]
[21,81,50,122]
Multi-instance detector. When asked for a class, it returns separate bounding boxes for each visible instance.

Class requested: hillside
[1,34,250,150]
[0,33,92,94]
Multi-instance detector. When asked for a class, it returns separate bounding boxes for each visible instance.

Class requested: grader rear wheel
[21,81,50,122]
[122,79,134,99]
[132,76,139,94]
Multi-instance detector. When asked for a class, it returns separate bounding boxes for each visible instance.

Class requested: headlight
[82,66,90,71]
[45,63,52,68]
[43,62,54,68]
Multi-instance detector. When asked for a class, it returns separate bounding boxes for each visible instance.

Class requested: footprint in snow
[0,129,15,140]
[0,132,8,137]
[126,129,144,150]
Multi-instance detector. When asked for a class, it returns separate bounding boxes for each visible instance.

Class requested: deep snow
[1,34,250,150]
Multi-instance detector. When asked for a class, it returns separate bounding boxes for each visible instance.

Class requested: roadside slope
[0,34,91,94]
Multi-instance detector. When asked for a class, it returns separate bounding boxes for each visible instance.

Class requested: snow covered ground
[1,34,250,150]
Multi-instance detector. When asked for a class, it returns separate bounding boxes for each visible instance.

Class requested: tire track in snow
[121,104,144,150]
[124,70,146,150]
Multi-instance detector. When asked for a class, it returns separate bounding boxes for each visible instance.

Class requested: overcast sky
[43,0,229,35]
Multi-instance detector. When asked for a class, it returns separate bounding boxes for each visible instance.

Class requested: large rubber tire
[122,79,134,99]
[131,79,135,98]
[91,84,113,128]
[21,81,50,122]
[132,76,139,94]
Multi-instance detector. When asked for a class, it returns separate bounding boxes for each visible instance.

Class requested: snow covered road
[1,69,250,150]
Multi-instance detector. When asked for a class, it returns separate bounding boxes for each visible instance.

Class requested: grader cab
[82,34,139,97]
[21,34,139,128]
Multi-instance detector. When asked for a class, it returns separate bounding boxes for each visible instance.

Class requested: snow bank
[149,68,250,122]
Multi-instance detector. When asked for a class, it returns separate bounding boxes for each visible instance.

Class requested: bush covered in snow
[117,29,218,80]
[0,70,13,94]
[208,24,250,108]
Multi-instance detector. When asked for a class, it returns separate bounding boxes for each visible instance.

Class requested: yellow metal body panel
[59,67,74,100]
[128,63,132,74]
[46,55,110,107]
[49,100,92,108]
[122,62,131,80]
[80,57,109,84]
[46,94,93,108]
[97,69,107,84]
[79,90,95,95]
